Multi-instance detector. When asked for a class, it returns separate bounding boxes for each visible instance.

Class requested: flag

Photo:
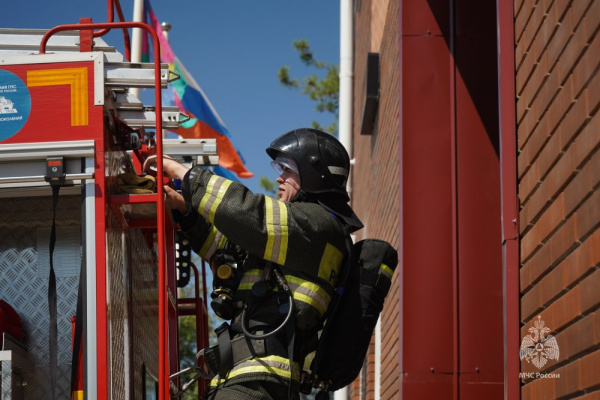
[143,0,253,179]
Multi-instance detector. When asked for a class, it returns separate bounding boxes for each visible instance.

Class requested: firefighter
[144,128,362,399]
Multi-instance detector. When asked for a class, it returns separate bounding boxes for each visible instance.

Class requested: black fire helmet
[266,128,351,201]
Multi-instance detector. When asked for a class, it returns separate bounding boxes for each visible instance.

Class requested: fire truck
[0,5,213,400]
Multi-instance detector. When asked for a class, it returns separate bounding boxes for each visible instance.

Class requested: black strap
[49,185,59,400]
[215,323,233,377]
[70,258,84,396]
[203,330,290,377]
[286,312,296,400]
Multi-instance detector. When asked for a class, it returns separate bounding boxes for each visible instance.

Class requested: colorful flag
[143,0,253,179]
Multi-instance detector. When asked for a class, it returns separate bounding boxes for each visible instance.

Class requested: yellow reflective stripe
[279,204,288,264]
[198,175,218,219]
[263,198,288,265]
[241,269,262,277]
[285,275,330,315]
[198,227,228,260]
[292,291,326,315]
[238,282,253,290]
[72,391,83,400]
[264,197,275,261]
[197,175,232,223]
[27,67,89,126]
[285,275,330,301]
[198,227,217,258]
[210,356,300,387]
[237,269,261,290]
[209,376,220,388]
[318,243,343,287]
[218,233,228,249]
[380,263,393,280]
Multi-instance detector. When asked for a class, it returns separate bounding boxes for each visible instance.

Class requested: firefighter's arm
[172,206,229,261]
[143,157,229,260]
[181,167,275,256]
[142,154,190,180]
[181,166,318,267]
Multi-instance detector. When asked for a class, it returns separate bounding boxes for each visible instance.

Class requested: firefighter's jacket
[178,167,350,390]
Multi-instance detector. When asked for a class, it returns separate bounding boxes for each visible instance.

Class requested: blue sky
[2,0,340,194]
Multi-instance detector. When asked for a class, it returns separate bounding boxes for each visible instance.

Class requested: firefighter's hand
[143,154,190,180]
[164,185,187,212]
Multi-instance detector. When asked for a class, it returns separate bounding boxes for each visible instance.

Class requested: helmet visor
[270,155,299,176]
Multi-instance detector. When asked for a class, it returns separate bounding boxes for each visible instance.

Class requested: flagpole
[131,0,144,98]
[161,21,171,41]
[161,22,171,139]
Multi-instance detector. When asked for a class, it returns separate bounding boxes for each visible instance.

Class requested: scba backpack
[301,238,398,398]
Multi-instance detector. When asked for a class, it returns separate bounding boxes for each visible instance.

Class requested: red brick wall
[516,0,600,397]
[351,0,400,398]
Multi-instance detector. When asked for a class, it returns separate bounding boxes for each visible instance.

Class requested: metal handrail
[92,0,132,61]
[0,173,94,184]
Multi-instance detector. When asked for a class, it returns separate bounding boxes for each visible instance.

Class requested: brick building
[347,0,600,399]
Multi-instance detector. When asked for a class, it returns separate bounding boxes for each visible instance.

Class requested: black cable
[240,268,294,340]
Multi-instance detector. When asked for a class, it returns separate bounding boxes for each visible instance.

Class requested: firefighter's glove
[115,172,156,194]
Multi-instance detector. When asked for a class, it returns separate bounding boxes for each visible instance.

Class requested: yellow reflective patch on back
[318,243,343,286]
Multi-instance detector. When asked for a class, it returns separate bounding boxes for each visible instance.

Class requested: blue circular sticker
[0,70,31,141]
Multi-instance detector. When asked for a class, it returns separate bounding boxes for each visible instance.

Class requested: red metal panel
[400,0,506,398]
[402,372,454,399]
[459,374,504,398]
[401,31,455,383]
[402,0,450,36]
[454,9,504,388]
[0,62,103,146]
[497,0,521,398]
[455,41,504,399]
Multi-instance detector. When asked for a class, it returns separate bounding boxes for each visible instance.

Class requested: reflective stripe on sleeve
[263,197,289,265]
[198,227,227,259]
[198,175,232,223]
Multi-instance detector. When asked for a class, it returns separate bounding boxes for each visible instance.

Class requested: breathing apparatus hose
[240,267,294,340]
